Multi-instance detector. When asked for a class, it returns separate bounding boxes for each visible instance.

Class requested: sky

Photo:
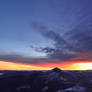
[0,0,92,70]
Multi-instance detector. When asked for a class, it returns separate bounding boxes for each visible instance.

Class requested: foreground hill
[0,68,92,92]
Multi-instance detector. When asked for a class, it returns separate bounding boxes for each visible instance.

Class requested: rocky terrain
[0,68,92,92]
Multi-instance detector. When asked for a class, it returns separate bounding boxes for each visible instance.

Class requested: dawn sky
[0,0,92,70]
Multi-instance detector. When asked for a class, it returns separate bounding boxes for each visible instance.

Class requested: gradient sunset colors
[0,0,92,70]
[0,61,92,70]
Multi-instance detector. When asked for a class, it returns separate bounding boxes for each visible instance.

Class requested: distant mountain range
[0,68,92,92]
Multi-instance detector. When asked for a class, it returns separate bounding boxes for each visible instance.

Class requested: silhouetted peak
[52,67,62,72]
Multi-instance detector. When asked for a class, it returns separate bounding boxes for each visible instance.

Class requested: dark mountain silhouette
[0,68,92,92]
[51,67,62,72]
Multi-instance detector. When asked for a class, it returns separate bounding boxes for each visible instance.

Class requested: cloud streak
[31,22,92,62]
[0,53,57,64]
[1,23,92,65]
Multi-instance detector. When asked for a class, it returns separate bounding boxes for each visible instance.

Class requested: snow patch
[64,85,86,92]
[17,85,31,90]
[0,73,4,76]
[57,89,63,92]
[42,86,48,91]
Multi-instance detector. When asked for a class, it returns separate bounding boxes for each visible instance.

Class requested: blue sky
[0,0,92,64]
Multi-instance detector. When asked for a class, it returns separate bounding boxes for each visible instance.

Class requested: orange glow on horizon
[72,63,92,70]
[0,61,92,70]
[0,61,51,70]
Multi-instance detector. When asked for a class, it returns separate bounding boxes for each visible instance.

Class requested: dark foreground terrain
[0,68,92,92]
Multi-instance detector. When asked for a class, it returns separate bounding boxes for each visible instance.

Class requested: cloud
[0,23,92,64]
[31,22,92,62]
[0,53,58,64]
[0,54,42,64]
[65,24,92,53]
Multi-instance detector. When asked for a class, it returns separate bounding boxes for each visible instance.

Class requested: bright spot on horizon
[72,63,92,70]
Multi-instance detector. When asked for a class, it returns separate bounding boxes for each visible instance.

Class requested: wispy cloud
[0,24,92,64]
[31,22,92,62]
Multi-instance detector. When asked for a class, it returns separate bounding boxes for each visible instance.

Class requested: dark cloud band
[31,22,92,62]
